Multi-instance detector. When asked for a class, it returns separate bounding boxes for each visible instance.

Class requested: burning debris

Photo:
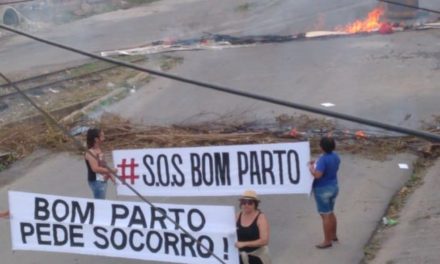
[101,6,439,57]
[0,112,438,174]
[335,7,386,34]
[100,33,306,57]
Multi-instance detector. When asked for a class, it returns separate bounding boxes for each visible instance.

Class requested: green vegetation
[69,60,110,77]
[361,157,433,263]
[125,0,160,5]
[236,2,252,12]
[160,56,184,71]
[0,153,15,173]
[68,55,147,77]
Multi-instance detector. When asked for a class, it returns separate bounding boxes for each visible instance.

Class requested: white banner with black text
[113,142,313,196]
[9,191,238,264]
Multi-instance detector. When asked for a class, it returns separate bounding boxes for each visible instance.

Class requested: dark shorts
[313,185,339,214]
[239,255,263,264]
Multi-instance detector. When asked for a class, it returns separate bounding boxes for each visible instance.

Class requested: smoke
[199,0,381,35]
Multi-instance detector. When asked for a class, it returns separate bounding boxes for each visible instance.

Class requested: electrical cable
[0,4,439,262]
[0,24,438,142]
[0,72,227,264]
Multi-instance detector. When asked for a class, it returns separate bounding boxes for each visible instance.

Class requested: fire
[336,7,385,33]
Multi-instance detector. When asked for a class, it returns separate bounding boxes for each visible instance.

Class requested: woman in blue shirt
[308,136,340,249]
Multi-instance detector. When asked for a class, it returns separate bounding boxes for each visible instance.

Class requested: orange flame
[336,7,385,33]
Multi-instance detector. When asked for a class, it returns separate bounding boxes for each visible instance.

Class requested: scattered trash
[382,217,398,226]
[100,19,440,57]
[306,31,348,38]
[321,102,335,107]
[101,33,298,56]
[107,82,115,88]
[378,22,394,34]
[48,88,59,93]
[289,128,298,138]
[419,143,440,157]
[287,127,307,138]
[69,126,90,136]
[398,163,409,169]
[355,130,367,139]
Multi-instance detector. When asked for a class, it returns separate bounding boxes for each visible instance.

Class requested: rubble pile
[1,112,438,172]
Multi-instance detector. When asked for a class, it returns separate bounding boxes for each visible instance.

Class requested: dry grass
[1,113,438,170]
[360,156,433,263]
[0,119,69,161]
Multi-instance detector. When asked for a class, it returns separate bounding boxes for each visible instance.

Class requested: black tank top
[236,212,261,252]
[85,159,97,182]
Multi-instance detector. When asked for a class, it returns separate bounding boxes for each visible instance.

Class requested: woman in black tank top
[85,128,117,199]
[235,190,270,264]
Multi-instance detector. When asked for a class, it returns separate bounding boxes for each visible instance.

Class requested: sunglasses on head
[240,199,255,205]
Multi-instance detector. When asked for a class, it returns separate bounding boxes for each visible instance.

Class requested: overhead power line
[0,4,439,262]
[0,72,227,264]
[0,24,438,142]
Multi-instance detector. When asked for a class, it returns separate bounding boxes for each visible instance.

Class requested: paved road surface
[0,0,380,75]
[371,159,440,264]
[0,151,416,263]
[109,29,440,130]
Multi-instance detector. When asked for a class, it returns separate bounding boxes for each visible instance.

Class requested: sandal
[315,243,332,249]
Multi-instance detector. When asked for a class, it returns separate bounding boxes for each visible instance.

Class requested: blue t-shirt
[313,152,340,188]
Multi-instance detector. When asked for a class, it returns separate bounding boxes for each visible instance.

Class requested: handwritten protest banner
[113,142,313,196]
[9,191,238,264]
